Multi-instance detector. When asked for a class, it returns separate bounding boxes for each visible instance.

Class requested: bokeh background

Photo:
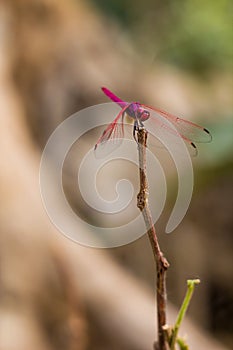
[0,0,232,349]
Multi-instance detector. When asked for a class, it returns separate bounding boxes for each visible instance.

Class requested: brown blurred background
[0,0,232,349]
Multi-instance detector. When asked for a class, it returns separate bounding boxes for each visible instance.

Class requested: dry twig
[136,128,169,350]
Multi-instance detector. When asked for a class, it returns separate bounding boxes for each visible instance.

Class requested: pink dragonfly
[94,87,212,156]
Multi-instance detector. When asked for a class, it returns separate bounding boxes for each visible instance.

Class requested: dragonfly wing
[141,105,199,156]
[94,105,128,158]
[146,129,198,156]
[142,104,212,143]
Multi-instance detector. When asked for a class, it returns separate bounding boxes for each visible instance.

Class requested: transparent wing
[142,104,212,143]
[94,105,128,158]
[141,104,212,156]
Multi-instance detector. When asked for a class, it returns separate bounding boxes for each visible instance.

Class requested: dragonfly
[94,87,212,157]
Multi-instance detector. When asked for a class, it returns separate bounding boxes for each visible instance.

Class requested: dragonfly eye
[140,110,150,121]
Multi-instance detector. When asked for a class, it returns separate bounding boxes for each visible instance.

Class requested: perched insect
[94,87,212,156]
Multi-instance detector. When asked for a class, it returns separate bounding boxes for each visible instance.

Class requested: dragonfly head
[138,107,150,122]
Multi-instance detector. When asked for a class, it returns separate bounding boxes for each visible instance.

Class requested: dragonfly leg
[133,121,138,142]
[136,118,144,130]
[139,120,144,128]
[133,119,145,143]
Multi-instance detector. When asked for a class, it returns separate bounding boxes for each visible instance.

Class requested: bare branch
[136,128,169,350]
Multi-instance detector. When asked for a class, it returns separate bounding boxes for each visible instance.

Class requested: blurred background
[0,0,232,349]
